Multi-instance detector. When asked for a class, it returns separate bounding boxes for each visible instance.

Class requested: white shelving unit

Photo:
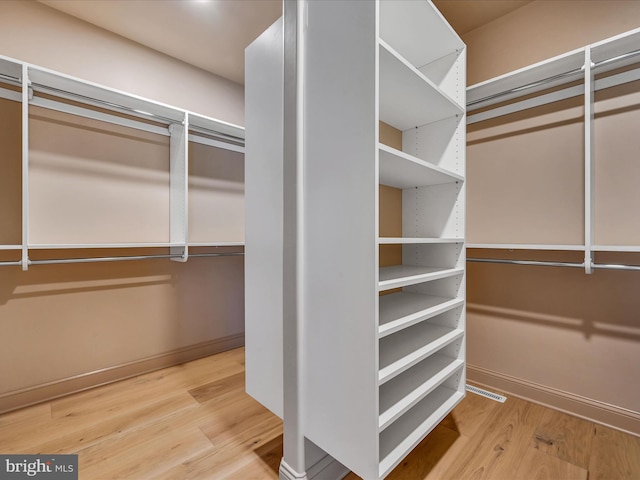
[245,1,465,478]
[466,26,640,273]
[0,54,245,270]
[0,56,22,262]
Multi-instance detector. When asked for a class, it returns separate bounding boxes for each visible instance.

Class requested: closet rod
[0,261,21,267]
[189,125,245,144]
[592,262,640,272]
[467,258,584,268]
[594,47,640,70]
[28,252,243,266]
[468,47,640,109]
[30,82,182,126]
[189,252,244,258]
[467,258,640,272]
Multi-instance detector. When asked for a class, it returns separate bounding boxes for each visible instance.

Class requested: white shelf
[378,144,462,189]
[379,40,462,131]
[0,245,21,251]
[28,66,185,124]
[379,292,463,338]
[467,48,585,111]
[379,386,465,478]
[379,354,464,431]
[0,55,22,84]
[467,243,585,251]
[379,321,463,384]
[379,265,463,291]
[188,111,245,141]
[591,26,640,66]
[379,0,463,70]
[379,237,462,245]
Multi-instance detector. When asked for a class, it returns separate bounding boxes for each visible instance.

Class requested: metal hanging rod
[594,47,640,70]
[26,251,244,266]
[189,125,245,144]
[467,257,640,272]
[189,252,244,258]
[29,253,183,265]
[467,67,583,107]
[0,261,21,267]
[467,258,585,268]
[592,262,640,272]
[30,82,183,125]
[468,47,640,109]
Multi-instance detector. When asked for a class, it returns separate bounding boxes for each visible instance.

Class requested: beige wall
[0,1,244,412]
[0,0,244,125]
[464,0,640,85]
[464,1,640,433]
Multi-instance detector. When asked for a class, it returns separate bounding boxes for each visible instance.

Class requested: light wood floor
[1,348,639,479]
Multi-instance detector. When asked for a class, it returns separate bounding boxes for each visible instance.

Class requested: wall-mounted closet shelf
[466,26,640,274]
[0,53,245,270]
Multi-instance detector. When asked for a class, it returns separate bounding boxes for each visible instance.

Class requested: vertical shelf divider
[169,114,189,262]
[21,63,29,271]
[584,47,595,274]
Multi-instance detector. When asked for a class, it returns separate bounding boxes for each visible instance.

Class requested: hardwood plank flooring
[0,347,638,479]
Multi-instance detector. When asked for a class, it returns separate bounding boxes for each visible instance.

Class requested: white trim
[279,460,308,480]
[467,364,640,437]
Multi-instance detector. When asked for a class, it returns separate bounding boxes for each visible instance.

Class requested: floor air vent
[466,384,507,403]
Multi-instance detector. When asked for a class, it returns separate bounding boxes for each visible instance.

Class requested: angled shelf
[379,265,463,291]
[379,386,465,478]
[379,292,464,337]
[379,353,464,430]
[379,321,463,384]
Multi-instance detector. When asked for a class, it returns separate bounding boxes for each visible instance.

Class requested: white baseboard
[0,333,245,414]
[467,363,640,437]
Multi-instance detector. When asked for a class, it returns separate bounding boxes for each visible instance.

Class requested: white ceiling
[38,0,533,85]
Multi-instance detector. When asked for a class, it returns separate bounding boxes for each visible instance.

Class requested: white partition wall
[245,1,466,479]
